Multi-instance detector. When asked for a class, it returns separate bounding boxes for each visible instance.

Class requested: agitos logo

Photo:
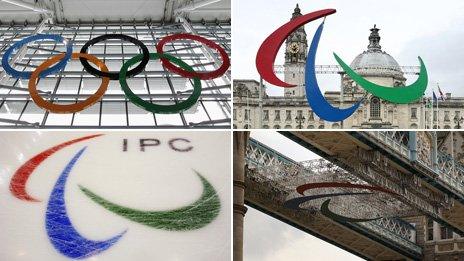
[9,134,220,259]
[283,182,396,223]
[256,9,428,122]
[2,33,230,114]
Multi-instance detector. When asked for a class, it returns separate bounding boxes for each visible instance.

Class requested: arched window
[332,123,340,129]
[444,125,451,129]
[284,125,292,129]
[273,125,281,129]
[262,125,269,129]
[370,97,381,118]
[307,125,315,129]
[318,125,325,129]
[410,123,418,129]
[244,124,249,129]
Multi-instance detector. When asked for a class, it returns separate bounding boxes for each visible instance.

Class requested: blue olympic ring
[1,34,73,79]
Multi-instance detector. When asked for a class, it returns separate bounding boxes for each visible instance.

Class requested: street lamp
[454,115,464,129]
[295,113,306,129]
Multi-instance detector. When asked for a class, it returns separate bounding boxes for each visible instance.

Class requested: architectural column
[433,221,440,241]
[409,131,418,162]
[432,131,438,172]
[233,131,249,261]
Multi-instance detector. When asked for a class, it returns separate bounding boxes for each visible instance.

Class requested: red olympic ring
[255,9,336,87]
[157,33,230,80]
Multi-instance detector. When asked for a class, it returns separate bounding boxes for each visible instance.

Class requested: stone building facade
[233,5,464,129]
[405,132,464,260]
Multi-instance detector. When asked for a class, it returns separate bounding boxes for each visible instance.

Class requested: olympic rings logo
[1,33,230,114]
[9,134,220,259]
[283,182,396,223]
[256,9,429,122]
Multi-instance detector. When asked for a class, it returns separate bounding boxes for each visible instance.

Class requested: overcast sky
[245,131,363,260]
[232,0,464,97]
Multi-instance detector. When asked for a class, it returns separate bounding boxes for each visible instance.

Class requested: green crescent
[78,170,220,231]
[333,53,428,103]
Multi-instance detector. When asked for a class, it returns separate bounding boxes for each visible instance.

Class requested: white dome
[350,51,400,69]
[348,25,405,81]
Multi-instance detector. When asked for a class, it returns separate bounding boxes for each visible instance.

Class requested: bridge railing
[245,138,421,254]
[437,152,464,194]
[363,131,409,158]
[362,132,464,196]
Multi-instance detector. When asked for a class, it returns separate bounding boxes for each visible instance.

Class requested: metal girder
[281,131,464,237]
[273,64,421,75]
[0,20,231,128]
[244,173,421,260]
[0,0,52,14]
[175,0,222,13]
[245,137,423,258]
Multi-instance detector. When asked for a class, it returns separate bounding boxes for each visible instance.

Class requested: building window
[440,225,453,240]
[445,111,450,121]
[273,125,281,129]
[263,110,269,121]
[244,109,250,121]
[433,111,437,121]
[233,109,236,120]
[274,110,280,121]
[370,97,381,118]
[286,110,292,121]
[292,73,295,78]
[318,125,325,129]
[284,125,292,129]
[411,108,417,119]
[309,110,314,120]
[243,124,249,129]
[427,219,433,241]
[262,125,269,129]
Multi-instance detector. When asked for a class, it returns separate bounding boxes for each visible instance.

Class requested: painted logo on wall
[2,33,230,114]
[256,9,428,122]
[283,182,396,223]
[9,134,220,259]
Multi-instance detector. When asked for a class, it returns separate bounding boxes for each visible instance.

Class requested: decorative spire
[368,24,381,51]
[292,4,302,19]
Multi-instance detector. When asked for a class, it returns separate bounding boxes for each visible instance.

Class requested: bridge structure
[234,131,464,261]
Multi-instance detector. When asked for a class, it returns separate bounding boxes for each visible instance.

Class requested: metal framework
[273,64,421,75]
[245,138,422,255]
[0,19,231,128]
[364,131,464,195]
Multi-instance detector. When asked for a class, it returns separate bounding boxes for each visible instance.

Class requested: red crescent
[10,134,103,202]
[255,9,336,87]
[296,182,396,196]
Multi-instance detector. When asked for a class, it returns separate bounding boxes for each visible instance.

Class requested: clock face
[289,42,299,54]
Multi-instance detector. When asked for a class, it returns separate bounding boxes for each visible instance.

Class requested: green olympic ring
[119,53,202,114]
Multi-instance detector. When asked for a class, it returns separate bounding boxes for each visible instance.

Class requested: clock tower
[284,4,308,97]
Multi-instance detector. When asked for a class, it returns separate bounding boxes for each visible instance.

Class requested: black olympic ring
[79,34,150,80]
